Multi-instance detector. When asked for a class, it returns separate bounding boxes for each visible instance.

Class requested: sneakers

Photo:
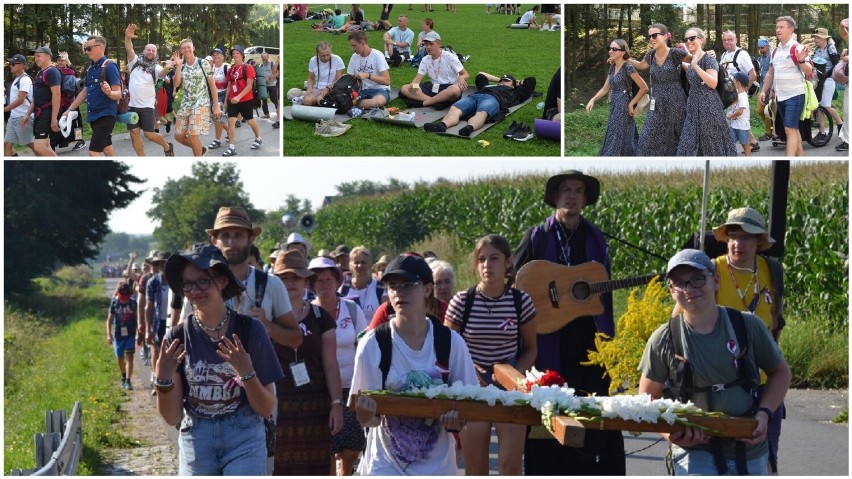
[272,121,280,129]
[509,123,534,141]
[503,121,521,138]
[314,119,352,137]
[165,121,171,133]
[758,133,773,141]
[424,122,447,133]
[125,380,133,391]
[222,145,237,156]
[261,114,270,119]
[72,140,86,151]
[121,377,128,389]
[814,132,828,143]
[164,142,175,157]
[235,120,242,128]
[250,138,263,150]
[836,141,849,151]
[207,139,222,149]
[364,107,389,119]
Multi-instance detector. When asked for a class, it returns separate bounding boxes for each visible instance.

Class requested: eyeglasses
[668,274,710,293]
[182,276,214,293]
[683,35,700,43]
[647,32,664,40]
[384,281,422,294]
[609,47,625,52]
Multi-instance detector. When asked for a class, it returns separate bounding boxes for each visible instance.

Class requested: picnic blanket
[283,87,401,123]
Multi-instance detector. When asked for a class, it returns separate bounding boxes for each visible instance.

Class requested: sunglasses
[609,47,625,52]
[683,35,700,43]
[647,32,664,40]
[84,46,94,52]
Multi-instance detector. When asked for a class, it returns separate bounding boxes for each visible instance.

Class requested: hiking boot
[758,133,773,141]
[424,122,447,133]
[164,142,175,157]
[72,140,86,151]
[207,139,222,149]
[250,138,263,150]
[836,141,849,152]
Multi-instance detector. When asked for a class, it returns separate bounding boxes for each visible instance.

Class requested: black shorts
[379,3,393,20]
[420,82,458,98]
[127,107,156,132]
[89,116,117,152]
[33,113,53,139]
[227,99,254,120]
[267,85,279,105]
[541,4,557,14]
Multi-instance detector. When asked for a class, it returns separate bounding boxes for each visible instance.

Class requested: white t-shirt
[341,278,386,318]
[727,91,750,130]
[520,10,536,24]
[771,40,807,102]
[720,48,754,78]
[324,297,368,388]
[417,51,464,85]
[8,73,32,119]
[350,320,478,476]
[309,54,345,90]
[212,63,229,92]
[179,266,293,324]
[347,49,390,91]
[127,55,163,108]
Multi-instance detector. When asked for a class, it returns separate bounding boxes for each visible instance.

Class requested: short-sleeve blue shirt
[85,56,121,123]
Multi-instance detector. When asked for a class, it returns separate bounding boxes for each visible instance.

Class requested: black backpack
[318,74,362,113]
[715,66,738,109]
[459,286,525,358]
[375,320,452,389]
[732,49,760,96]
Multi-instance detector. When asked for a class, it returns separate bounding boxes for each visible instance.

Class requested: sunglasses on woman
[647,32,665,40]
[609,47,625,52]
[683,35,699,43]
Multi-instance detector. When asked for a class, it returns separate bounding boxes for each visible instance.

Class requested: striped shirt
[445,288,536,365]
[772,40,807,101]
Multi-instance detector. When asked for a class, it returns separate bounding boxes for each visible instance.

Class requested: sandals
[207,139,222,149]
[222,145,237,156]
[164,142,175,157]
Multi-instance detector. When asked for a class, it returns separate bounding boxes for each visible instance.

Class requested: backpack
[375,320,452,390]
[664,307,759,475]
[459,286,525,358]
[318,73,362,113]
[57,67,80,108]
[715,66,738,109]
[35,67,64,116]
[95,59,129,114]
[339,279,385,308]
[731,49,760,96]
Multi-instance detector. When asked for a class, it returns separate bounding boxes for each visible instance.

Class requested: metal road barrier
[11,401,83,476]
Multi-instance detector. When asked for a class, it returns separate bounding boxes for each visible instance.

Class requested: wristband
[757,406,773,418]
[239,370,257,382]
[154,376,174,387]
[331,399,343,406]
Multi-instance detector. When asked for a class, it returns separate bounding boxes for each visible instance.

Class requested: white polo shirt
[771,40,807,102]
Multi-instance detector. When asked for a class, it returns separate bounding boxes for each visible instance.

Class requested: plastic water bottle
[536,101,545,110]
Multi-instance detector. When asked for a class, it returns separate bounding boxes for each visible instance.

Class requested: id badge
[649,98,656,111]
[233,83,239,93]
[432,83,440,94]
[180,414,193,432]
[289,361,310,387]
[120,326,129,337]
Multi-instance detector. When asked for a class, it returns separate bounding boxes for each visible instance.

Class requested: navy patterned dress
[598,63,639,156]
[637,48,688,156]
[676,54,738,156]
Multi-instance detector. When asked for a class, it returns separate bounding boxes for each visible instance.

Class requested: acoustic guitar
[515,260,661,334]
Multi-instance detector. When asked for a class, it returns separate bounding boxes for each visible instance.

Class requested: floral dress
[638,48,688,156]
[676,55,738,156]
[599,63,639,156]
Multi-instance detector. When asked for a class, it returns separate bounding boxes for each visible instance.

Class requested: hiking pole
[699,160,710,252]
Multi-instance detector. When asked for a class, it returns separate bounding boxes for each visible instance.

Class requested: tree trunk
[733,4,741,47]
[714,4,724,52]
[618,5,624,38]
[748,5,760,56]
[627,5,633,49]
[697,4,704,28]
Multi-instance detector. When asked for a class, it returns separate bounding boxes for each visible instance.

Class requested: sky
[109,159,795,236]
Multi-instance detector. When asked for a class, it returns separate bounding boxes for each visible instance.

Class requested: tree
[4,161,143,296]
[146,162,263,251]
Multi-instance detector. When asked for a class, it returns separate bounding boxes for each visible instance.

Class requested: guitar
[515,260,662,334]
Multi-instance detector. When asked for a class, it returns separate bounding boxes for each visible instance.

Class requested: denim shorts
[777,94,805,129]
[452,93,500,119]
[179,405,267,475]
[671,445,769,476]
[113,335,136,357]
[730,127,750,145]
[359,87,390,102]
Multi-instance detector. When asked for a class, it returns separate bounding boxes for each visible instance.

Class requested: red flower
[540,370,566,387]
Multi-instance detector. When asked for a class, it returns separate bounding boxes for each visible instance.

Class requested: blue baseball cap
[6,54,26,64]
[732,71,750,87]
[757,38,769,48]
[666,249,716,276]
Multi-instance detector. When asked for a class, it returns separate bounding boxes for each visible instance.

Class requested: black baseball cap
[7,54,26,64]
[382,254,434,284]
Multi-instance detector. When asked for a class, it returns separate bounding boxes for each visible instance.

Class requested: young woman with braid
[303,42,345,106]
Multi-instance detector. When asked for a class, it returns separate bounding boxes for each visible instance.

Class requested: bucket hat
[164,243,244,300]
[713,207,776,251]
[274,250,315,278]
[307,256,343,284]
[205,206,262,237]
[544,170,601,207]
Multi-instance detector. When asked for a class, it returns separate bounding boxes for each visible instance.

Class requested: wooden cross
[354,364,756,447]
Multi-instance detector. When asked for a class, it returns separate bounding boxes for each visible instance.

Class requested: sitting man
[383,15,415,66]
[424,71,536,137]
[347,31,391,109]
[399,32,468,109]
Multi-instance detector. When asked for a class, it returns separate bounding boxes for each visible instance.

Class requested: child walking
[727,71,752,156]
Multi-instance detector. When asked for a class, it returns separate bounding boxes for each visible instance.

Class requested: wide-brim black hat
[164,243,244,301]
[544,170,601,208]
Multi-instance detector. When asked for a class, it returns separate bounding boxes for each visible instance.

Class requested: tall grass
[4,267,139,475]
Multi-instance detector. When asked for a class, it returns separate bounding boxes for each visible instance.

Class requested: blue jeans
[452,93,500,119]
[672,446,769,476]
[359,87,390,103]
[778,94,805,129]
[179,405,267,475]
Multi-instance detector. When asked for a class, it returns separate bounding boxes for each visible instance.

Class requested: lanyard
[726,258,760,312]
[554,222,573,266]
[429,55,443,81]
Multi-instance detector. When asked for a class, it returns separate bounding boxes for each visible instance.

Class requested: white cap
[286,232,311,253]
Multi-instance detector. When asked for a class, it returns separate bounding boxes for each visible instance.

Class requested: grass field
[282,4,561,156]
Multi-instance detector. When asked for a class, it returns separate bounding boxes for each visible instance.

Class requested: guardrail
[11,401,83,476]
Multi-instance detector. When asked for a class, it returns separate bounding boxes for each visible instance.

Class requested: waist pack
[318,74,362,113]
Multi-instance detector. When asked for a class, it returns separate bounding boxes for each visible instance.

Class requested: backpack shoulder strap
[764,256,785,333]
[254,270,268,308]
[376,322,393,390]
[375,281,385,303]
[432,322,452,384]
[234,311,253,350]
[732,49,743,72]
[460,286,478,333]
[666,314,690,403]
[345,300,359,326]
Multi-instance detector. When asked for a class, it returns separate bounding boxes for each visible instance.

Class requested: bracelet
[239,370,257,382]
[154,382,175,394]
[331,399,343,406]
[757,406,774,418]
[154,376,174,387]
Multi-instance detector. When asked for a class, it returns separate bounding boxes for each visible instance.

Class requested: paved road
[749,135,849,157]
[19,107,281,157]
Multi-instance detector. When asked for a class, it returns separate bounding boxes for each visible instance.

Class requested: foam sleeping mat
[437,96,533,139]
[282,87,400,123]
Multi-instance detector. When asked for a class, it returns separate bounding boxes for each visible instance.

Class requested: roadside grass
[832,407,848,423]
[780,315,849,389]
[4,267,138,475]
[12,104,129,152]
[282,4,561,156]
[567,87,846,156]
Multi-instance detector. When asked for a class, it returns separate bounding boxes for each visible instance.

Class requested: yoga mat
[509,23,530,29]
[534,118,560,140]
[282,88,400,123]
[435,96,533,139]
[290,105,337,121]
[117,111,140,125]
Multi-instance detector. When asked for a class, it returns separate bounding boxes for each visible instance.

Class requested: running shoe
[836,141,848,151]
[510,124,534,141]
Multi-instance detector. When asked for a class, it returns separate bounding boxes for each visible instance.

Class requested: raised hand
[125,23,138,39]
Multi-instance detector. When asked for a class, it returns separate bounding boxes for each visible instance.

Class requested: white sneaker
[314,119,351,137]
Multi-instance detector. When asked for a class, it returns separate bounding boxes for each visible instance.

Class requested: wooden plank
[357,393,543,426]
[493,363,526,391]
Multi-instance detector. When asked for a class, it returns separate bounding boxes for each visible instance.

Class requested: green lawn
[282,4,561,156]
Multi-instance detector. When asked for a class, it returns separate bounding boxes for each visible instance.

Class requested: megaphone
[299,214,316,233]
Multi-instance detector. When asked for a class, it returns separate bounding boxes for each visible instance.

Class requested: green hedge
[312,162,848,326]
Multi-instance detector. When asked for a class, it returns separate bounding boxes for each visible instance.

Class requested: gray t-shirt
[639,307,783,460]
